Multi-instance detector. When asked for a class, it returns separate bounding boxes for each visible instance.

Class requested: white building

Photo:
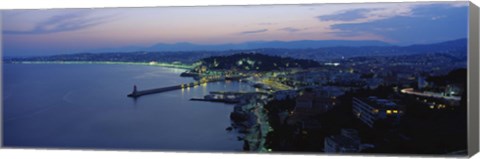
[324,129,361,153]
[352,96,403,128]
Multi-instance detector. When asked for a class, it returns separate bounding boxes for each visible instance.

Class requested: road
[400,88,461,101]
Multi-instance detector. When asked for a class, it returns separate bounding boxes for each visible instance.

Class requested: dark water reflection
[3,64,254,151]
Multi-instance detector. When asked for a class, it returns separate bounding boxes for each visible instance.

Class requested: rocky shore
[229,93,272,152]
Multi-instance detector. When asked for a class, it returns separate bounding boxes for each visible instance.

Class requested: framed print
[1,0,479,158]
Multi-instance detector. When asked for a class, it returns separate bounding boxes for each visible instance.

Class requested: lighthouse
[132,85,138,95]
[127,85,139,97]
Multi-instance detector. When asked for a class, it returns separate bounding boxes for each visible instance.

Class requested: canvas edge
[0,1,476,158]
[0,11,4,149]
[468,1,480,158]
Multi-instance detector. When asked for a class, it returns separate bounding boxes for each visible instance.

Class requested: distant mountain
[255,38,467,61]
[403,38,467,50]
[87,46,146,53]
[7,38,466,64]
[243,40,391,49]
[88,40,392,53]
[400,38,467,59]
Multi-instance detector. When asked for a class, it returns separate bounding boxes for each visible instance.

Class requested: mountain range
[88,40,392,53]
[5,38,467,63]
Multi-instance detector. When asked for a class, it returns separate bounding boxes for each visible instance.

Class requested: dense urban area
[5,38,468,155]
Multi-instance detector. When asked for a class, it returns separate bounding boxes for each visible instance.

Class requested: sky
[1,1,469,57]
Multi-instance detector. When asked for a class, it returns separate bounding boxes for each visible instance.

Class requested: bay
[2,64,255,151]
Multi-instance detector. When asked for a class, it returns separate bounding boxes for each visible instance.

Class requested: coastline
[7,60,274,152]
[5,61,194,70]
[3,63,244,151]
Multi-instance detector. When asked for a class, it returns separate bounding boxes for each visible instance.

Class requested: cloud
[278,27,307,33]
[239,29,268,35]
[442,1,469,7]
[431,15,446,20]
[328,4,468,45]
[3,11,114,35]
[317,9,375,21]
[257,22,275,26]
[2,10,36,18]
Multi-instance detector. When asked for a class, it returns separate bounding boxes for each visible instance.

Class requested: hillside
[196,53,321,72]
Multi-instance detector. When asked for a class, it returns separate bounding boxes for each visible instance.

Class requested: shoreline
[5,61,194,70]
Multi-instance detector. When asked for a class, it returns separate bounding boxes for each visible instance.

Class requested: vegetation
[196,53,321,72]
[426,68,467,86]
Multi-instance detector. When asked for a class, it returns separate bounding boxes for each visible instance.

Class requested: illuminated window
[393,110,398,114]
[386,110,392,114]
[373,109,379,113]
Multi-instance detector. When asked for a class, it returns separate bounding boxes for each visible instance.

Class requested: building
[365,78,383,89]
[444,84,463,97]
[287,88,343,125]
[324,129,361,153]
[417,76,428,89]
[274,90,298,100]
[313,86,345,98]
[287,91,333,125]
[294,92,315,111]
[352,96,403,128]
[293,90,339,115]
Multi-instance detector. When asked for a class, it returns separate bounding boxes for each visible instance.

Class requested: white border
[0,0,474,9]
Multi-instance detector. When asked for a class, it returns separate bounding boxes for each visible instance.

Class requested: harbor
[190,91,269,104]
[127,75,248,98]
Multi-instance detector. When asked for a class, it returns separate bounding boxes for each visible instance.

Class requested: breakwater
[128,80,221,98]
[127,75,249,98]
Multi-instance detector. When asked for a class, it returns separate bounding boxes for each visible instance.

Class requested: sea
[2,63,256,151]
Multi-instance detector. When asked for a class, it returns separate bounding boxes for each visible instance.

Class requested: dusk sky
[2,1,469,56]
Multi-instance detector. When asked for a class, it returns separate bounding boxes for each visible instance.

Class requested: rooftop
[356,96,398,109]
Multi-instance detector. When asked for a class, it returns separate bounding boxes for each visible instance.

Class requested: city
[2,1,470,156]
[6,38,468,154]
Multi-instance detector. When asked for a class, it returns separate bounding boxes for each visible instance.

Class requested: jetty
[127,75,249,98]
[190,91,270,104]
[128,80,216,98]
[190,97,240,104]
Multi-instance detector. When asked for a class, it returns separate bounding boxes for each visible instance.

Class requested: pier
[190,91,268,104]
[128,80,217,98]
[127,75,249,98]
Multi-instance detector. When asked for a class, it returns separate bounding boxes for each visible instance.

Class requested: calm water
[3,64,255,151]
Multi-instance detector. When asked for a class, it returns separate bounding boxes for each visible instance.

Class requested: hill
[196,53,321,72]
